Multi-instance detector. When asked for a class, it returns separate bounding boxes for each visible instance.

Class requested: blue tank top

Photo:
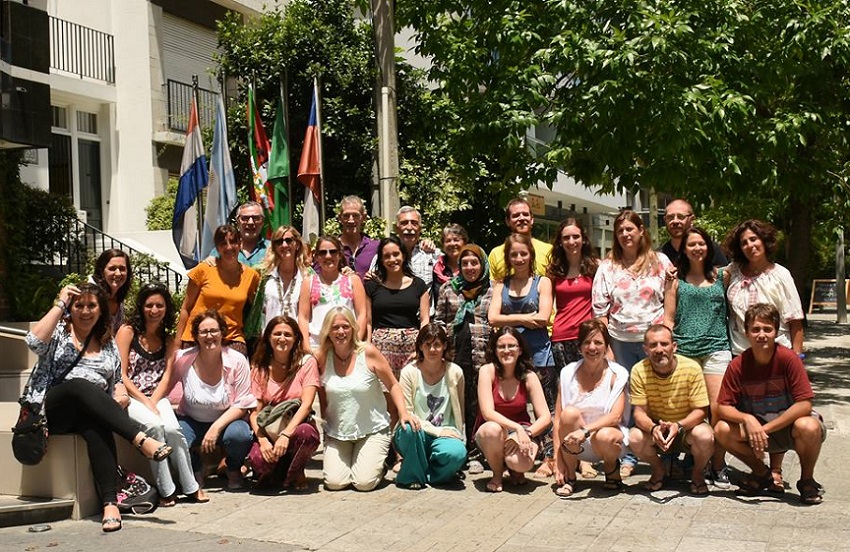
[501,275,553,368]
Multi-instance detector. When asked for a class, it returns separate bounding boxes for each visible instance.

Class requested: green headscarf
[450,244,490,332]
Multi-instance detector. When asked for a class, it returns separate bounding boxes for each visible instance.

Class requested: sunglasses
[238,215,263,223]
[273,237,296,246]
[317,248,339,257]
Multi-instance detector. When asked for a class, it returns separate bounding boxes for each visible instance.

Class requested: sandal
[579,461,598,479]
[135,435,173,462]
[603,460,624,491]
[485,478,503,493]
[770,467,786,493]
[534,457,555,478]
[401,481,425,490]
[555,479,577,498]
[643,476,665,492]
[620,462,635,478]
[101,502,122,533]
[738,468,775,495]
[796,478,824,505]
[689,480,710,496]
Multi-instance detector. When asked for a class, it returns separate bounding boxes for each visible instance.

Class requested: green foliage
[146,177,179,231]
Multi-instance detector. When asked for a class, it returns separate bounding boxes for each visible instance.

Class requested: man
[628,324,714,495]
[209,201,268,268]
[659,199,727,266]
[390,206,439,285]
[715,303,825,504]
[488,197,552,281]
[337,195,379,279]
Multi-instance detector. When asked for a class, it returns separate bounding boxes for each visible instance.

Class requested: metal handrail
[0,325,28,341]
[49,16,115,84]
[166,79,218,133]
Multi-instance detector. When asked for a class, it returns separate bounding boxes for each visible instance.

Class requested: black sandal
[101,502,122,533]
[738,468,774,495]
[603,459,625,491]
[135,435,173,462]
[796,478,824,505]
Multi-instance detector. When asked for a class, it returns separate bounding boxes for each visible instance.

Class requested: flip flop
[644,477,665,492]
[485,479,503,493]
[690,481,709,496]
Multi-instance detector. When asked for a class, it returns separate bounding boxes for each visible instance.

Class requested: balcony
[49,16,114,84]
[166,79,217,133]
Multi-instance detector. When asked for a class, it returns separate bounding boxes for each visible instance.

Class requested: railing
[166,79,218,133]
[0,325,28,341]
[49,16,115,84]
[58,216,183,295]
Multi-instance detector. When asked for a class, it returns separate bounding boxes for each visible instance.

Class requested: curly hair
[251,315,308,390]
[724,219,778,267]
[129,282,175,341]
[92,249,132,302]
[190,309,228,342]
[486,326,534,381]
[546,217,598,280]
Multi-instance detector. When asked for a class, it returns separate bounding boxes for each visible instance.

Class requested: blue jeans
[177,416,253,473]
[609,337,647,371]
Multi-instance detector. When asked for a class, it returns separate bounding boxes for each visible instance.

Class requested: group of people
[20,195,826,533]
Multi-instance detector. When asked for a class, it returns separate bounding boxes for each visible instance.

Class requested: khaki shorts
[761,415,827,453]
[653,424,709,455]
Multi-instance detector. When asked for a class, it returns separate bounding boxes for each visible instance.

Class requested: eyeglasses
[198,329,221,337]
[496,344,519,351]
[273,237,295,246]
[317,249,339,257]
[340,213,362,220]
[664,213,692,222]
[238,215,263,223]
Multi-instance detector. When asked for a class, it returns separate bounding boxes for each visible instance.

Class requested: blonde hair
[259,226,310,274]
[610,210,660,276]
[317,306,366,359]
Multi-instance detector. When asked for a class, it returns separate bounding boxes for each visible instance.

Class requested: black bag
[117,466,159,514]
[11,332,92,465]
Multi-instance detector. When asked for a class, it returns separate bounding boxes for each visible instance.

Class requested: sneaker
[713,467,731,489]
[467,460,485,475]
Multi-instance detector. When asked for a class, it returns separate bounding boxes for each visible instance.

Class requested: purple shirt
[342,235,379,279]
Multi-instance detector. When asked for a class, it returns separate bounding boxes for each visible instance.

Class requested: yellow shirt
[488,237,552,282]
[181,263,260,343]
[629,355,709,422]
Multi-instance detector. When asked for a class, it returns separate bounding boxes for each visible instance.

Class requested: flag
[268,85,290,229]
[297,83,322,241]
[247,84,275,211]
[172,96,208,269]
[202,93,238,255]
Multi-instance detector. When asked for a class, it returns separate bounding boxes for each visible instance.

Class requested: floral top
[21,321,121,411]
[592,254,672,342]
[726,262,803,355]
[126,333,167,397]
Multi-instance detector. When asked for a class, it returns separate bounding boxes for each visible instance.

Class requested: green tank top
[673,268,731,357]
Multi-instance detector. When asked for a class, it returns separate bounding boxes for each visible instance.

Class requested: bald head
[664,199,694,239]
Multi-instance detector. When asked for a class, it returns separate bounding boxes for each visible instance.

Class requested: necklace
[275,267,298,315]
[334,348,353,364]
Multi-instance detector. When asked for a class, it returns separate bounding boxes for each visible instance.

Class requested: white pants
[127,397,198,497]
[323,430,391,491]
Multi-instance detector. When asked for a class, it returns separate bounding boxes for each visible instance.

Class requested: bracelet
[281,433,291,439]
[54,299,67,311]
[581,427,591,439]
[676,422,684,432]
[650,423,659,434]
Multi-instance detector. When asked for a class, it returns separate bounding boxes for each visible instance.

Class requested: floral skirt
[372,327,419,379]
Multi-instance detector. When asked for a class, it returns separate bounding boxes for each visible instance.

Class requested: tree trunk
[785,196,813,313]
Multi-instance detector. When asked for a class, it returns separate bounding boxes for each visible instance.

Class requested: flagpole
[281,69,292,226]
[314,76,326,230]
[192,74,205,260]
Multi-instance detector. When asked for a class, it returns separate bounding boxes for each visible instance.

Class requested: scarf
[450,245,490,332]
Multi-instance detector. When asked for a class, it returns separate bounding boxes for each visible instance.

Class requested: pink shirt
[251,356,320,405]
[169,347,258,413]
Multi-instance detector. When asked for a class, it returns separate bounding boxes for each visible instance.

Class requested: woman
[475,327,551,493]
[552,319,630,497]
[316,307,417,491]
[434,244,492,472]
[21,283,172,532]
[394,324,467,489]
[298,235,368,351]
[663,226,732,488]
[592,210,671,477]
[91,249,132,334]
[545,218,600,479]
[170,310,257,491]
[117,282,207,506]
[176,225,260,357]
[248,315,320,491]
[432,224,468,299]
[724,219,804,491]
[246,226,310,341]
[366,235,431,377]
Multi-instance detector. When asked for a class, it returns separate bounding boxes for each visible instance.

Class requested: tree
[400,0,850,296]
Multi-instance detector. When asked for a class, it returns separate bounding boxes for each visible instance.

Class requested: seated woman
[475,327,551,493]
[117,282,208,506]
[552,319,630,497]
[316,307,416,491]
[248,315,320,491]
[170,310,257,491]
[21,283,172,532]
[394,323,467,489]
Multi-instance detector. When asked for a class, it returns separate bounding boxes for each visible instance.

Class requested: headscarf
[450,244,490,331]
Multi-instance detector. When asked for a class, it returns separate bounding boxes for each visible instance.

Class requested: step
[0,495,75,528]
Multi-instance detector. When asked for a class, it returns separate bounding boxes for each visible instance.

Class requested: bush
[146,177,178,230]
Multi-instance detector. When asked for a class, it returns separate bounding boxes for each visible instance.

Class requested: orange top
[181,263,260,343]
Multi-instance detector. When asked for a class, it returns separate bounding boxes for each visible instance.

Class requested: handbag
[117,466,158,514]
[11,332,93,465]
[256,398,303,442]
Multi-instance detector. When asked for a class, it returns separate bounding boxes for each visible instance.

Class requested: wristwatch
[581,427,591,439]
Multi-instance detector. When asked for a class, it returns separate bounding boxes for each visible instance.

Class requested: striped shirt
[630,355,709,422]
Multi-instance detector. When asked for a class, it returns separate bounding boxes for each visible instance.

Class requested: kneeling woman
[22,283,173,532]
[248,315,320,491]
[316,307,416,491]
[394,323,467,489]
[553,319,630,497]
[170,310,257,491]
[475,327,551,492]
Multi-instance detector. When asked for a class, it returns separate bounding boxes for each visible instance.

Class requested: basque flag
[297,85,322,241]
[173,98,208,269]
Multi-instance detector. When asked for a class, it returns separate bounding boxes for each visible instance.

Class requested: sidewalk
[1,315,847,551]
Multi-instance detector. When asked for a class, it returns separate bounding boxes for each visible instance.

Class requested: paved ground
[1,314,847,552]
